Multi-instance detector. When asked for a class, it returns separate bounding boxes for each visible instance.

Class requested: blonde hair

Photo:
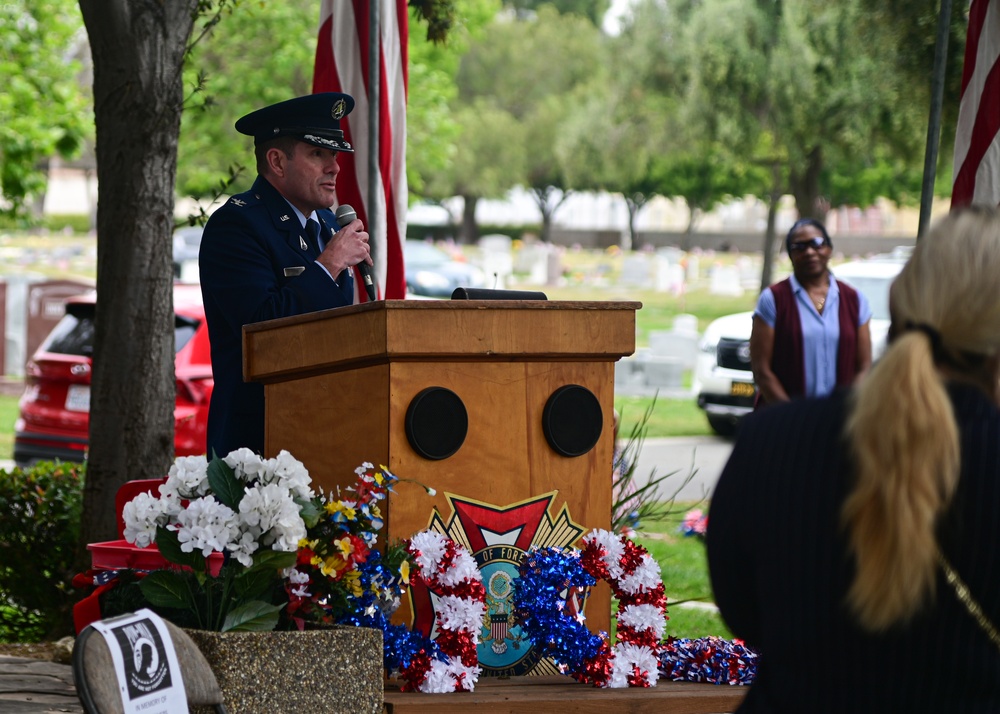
[843,206,1000,631]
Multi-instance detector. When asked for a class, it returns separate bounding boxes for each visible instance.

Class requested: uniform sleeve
[199,205,354,333]
[754,287,777,328]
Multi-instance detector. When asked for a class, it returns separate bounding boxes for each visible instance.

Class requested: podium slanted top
[242,299,641,384]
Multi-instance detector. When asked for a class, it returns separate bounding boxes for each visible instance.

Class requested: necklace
[813,296,825,311]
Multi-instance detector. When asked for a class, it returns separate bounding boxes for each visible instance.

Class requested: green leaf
[296,498,321,529]
[221,600,284,632]
[233,566,277,601]
[207,457,244,510]
[251,549,297,571]
[155,525,207,571]
[139,570,195,610]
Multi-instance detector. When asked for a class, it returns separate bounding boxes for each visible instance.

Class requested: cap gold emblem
[331,98,347,120]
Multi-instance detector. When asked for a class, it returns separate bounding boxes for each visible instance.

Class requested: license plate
[66,385,91,412]
[730,381,755,398]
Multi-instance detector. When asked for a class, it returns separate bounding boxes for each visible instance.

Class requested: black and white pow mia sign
[90,609,188,714]
[111,617,172,697]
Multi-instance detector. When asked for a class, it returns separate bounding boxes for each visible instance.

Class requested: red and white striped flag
[314,0,409,299]
[952,0,1000,208]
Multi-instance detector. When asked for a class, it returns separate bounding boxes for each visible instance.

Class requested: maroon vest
[768,278,860,400]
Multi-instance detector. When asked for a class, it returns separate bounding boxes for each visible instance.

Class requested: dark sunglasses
[788,236,827,253]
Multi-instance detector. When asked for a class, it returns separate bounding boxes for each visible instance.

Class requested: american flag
[313,0,409,299]
[952,0,1000,208]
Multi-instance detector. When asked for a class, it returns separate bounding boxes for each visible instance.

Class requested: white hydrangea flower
[161,454,209,499]
[223,448,268,483]
[268,449,314,501]
[173,495,238,557]
[239,483,305,552]
[122,492,172,548]
[227,529,260,568]
[354,461,375,476]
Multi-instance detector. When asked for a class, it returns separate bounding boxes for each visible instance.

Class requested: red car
[13,284,213,466]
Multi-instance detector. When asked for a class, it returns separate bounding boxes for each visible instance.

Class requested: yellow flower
[400,559,410,584]
[344,570,363,597]
[320,555,347,577]
[335,537,355,558]
[325,501,357,521]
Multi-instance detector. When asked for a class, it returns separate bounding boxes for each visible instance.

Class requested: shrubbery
[0,461,84,641]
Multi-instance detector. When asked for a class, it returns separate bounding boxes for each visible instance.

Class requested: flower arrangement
[107,455,487,692]
[679,509,708,539]
[283,462,413,630]
[119,448,320,631]
[513,529,667,688]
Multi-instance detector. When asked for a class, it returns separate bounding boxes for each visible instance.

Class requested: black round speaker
[405,387,469,460]
[542,384,603,457]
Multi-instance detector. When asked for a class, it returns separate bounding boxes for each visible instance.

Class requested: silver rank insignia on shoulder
[230,198,246,206]
[279,214,291,221]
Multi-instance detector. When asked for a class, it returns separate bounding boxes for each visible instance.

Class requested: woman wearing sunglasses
[748,218,872,408]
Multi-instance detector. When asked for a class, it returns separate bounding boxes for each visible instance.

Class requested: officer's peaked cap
[235,93,355,153]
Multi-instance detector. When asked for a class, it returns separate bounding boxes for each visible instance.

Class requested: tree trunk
[460,194,479,243]
[623,197,637,252]
[76,0,197,564]
[760,165,784,293]
[789,145,827,221]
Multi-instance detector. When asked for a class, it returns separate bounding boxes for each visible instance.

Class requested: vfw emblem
[410,492,586,676]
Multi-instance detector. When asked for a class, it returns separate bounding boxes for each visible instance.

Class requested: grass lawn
[614,395,712,439]
[636,505,732,640]
[0,394,17,461]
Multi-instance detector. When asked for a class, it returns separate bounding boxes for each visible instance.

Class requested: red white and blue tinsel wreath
[514,528,667,688]
[338,529,486,693]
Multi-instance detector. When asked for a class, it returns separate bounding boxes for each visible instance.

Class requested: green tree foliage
[0,0,89,221]
[176,0,317,199]
[407,0,498,203]
[681,0,934,221]
[452,6,604,241]
[504,0,611,27]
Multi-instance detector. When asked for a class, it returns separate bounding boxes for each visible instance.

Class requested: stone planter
[185,626,382,714]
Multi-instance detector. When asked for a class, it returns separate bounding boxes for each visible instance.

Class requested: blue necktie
[306,219,322,257]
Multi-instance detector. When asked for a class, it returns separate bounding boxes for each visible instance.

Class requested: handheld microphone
[334,204,377,302]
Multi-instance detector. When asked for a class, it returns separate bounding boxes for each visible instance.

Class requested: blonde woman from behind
[708,206,1000,712]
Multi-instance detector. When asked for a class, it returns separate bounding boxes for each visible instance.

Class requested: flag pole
[368,0,381,265]
[918,0,953,239]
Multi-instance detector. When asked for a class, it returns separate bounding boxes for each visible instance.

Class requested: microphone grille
[335,204,356,227]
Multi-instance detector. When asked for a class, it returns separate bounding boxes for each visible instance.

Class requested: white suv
[693,251,908,436]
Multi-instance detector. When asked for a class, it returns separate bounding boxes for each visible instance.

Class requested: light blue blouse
[754,273,872,398]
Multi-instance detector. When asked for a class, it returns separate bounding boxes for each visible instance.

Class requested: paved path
[0,656,81,713]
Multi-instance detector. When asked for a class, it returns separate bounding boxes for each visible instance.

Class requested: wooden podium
[243,299,639,638]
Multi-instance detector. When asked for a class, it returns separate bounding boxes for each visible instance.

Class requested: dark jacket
[199,176,354,457]
[708,384,1000,712]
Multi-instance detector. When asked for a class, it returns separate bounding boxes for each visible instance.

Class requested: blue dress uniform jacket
[707,383,1000,712]
[199,175,354,457]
